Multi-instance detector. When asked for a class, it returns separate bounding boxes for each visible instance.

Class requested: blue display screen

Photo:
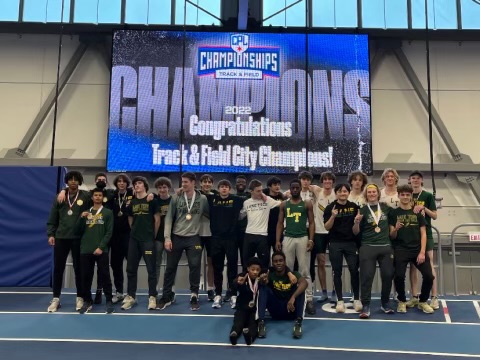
[107,31,372,174]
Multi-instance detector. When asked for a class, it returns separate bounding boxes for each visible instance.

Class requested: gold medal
[77,199,83,206]
[248,300,255,308]
[118,211,123,217]
[103,197,108,203]
[375,226,381,233]
[186,213,192,221]
[67,209,73,216]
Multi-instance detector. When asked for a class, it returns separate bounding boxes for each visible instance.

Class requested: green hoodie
[76,207,113,254]
[46,190,90,239]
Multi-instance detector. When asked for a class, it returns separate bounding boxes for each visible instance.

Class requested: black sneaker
[229,331,238,345]
[170,292,176,304]
[94,289,103,305]
[359,305,370,319]
[292,319,303,339]
[207,290,215,302]
[257,320,266,338]
[157,297,172,310]
[190,295,200,311]
[223,290,232,303]
[79,302,93,314]
[105,301,115,314]
[381,302,395,314]
[243,328,253,345]
[306,300,316,315]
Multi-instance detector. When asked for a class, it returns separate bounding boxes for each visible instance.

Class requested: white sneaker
[353,300,363,312]
[47,297,60,312]
[230,295,237,309]
[76,297,84,311]
[212,295,222,309]
[336,300,345,313]
[112,292,124,304]
[148,296,157,310]
[121,295,137,310]
[430,296,440,310]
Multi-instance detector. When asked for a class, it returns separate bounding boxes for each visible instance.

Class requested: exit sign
[468,232,480,242]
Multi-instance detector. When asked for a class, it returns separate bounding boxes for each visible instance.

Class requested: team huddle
[46,168,438,344]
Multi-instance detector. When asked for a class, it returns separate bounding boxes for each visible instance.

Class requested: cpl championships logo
[198,34,280,80]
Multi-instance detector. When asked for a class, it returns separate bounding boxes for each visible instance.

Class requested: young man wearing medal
[158,172,209,311]
[122,176,160,311]
[406,171,439,310]
[76,188,114,314]
[276,179,316,316]
[57,172,116,304]
[229,257,263,345]
[199,174,216,302]
[110,173,134,304]
[353,183,394,319]
[388,184,435,314]
[323,183,362,313]
[257,251,308,339]
[47,171,90,312]
[91,173,115,304]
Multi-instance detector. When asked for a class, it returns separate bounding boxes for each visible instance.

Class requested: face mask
[96,180,107,189]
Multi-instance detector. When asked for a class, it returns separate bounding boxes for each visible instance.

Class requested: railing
[451,223,480,295]
[432,226,443,295]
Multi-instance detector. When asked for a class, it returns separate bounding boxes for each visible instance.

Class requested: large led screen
[108,30,371,174]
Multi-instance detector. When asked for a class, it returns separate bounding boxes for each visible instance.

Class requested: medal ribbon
[247,275,258,304]
[67,191,80,211]
[184,191,196,215]
[413,190,422,206]
[367,203,381,228]
[118,191,127,211]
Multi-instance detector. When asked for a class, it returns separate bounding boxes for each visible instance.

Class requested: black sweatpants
[394,248,434,303]
[110,228,130,293]
[329,241,360,301]
[211,235,239,296]
[81,253,113,303]
[231,309,258,338]
[52,238,82,298]
[359,245,394,306]
[242,233,269,271]
[162,234,203,299]
[257,285,305,320]
[126,238,157,298]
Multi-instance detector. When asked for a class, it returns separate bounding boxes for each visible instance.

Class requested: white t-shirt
[244,197,280,236]
[348,193,366,207]
[314,190,336,234]
[300,190,314,202]
[380,188,399,209]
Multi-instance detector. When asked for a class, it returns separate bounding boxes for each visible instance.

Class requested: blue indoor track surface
[1,289,480,359]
